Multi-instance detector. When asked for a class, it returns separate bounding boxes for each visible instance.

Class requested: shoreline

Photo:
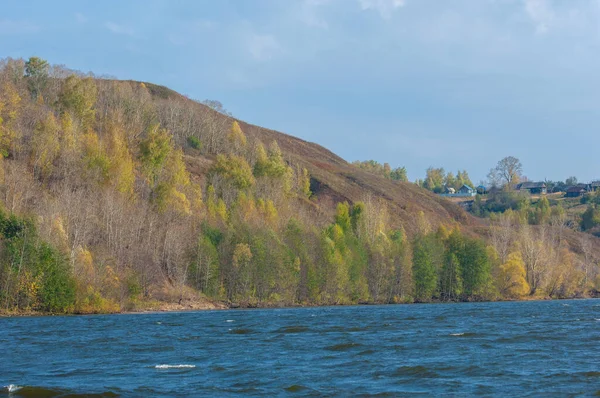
[1,294,596,318]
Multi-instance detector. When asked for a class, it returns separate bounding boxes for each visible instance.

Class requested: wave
[393,365,439,378]
[449,332,477,337]
[5,384,21,393]
[229,328,254,335]
[275,325,310,334]
[155,364,196,369]
[325,342,362,351]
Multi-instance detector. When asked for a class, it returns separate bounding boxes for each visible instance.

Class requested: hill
[136,81,476,234]
[0,57,598,314]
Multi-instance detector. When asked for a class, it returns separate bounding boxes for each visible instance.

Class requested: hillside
[135,81,476,235]
[0,57,598,314]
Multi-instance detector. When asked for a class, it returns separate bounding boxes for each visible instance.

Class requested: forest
[0,57,598,314]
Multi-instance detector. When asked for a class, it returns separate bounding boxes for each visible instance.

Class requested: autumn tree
[227,121,247,154]
[31,113,61,179]
[58,75,97,131]
[423,167,445,193]
[495,251,530,298]
[0,80,21,158]
[488,156,522,188]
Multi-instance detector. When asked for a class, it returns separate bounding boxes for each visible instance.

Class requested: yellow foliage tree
[82,132,111,184]
[59,75,97,131]
[232,243,253,298]
[31,113,61,179]
[59,112,78,155]
[0,80,21,157]
[107,124,136,196]
[496,251,530,298]
[227,121,247,154]
[300,167,311,198]
[153,148,191,214]
[211,154,255,189]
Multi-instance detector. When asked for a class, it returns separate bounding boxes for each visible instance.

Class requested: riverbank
[3,293,599,317]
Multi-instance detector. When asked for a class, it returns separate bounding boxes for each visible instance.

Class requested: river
[2,299,600,396]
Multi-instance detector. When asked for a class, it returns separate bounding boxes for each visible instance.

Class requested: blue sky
[2,0,600,183]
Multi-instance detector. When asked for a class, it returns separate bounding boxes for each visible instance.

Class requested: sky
[2,0,600,183]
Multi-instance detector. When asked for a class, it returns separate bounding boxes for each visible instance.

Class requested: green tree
[439,253,462,301]
[565,176,578,186]
[529,196,551,225]
[423,167,445,193]
[581,205,600,231]
[456,170,473,189]
[212,154,255,190]
[139,124,172,186]
[58,75,97,131]
[412,233,443,301]
[24,56,49,98]
[335,202,352,232]
[457,236,491,297]
[390,166,408,182]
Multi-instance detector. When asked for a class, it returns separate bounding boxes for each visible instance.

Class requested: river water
[2,299,600,397]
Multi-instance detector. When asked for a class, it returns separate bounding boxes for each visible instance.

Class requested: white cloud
[105,21,134,36]
[523,0,554,34]
[247,33,280,61]
[299,0,331,28]
[75,12,87,24]
[359,0,406,19]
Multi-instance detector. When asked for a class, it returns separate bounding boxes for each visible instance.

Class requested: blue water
[2,300,600,397]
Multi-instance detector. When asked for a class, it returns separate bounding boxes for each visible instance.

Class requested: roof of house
[518,181,546,189]
[592,181,600,187]
[566,186,586,193]
[458,184,474,191]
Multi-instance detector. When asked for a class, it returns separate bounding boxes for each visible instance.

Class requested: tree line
[0,57,598,313]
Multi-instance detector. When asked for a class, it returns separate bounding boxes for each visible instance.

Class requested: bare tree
[488,156,523,188]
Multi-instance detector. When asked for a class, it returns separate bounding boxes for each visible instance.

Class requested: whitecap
[450,333,465,336]
[5,385,21,393]
[155,364,196,369]
[226,320,234,323]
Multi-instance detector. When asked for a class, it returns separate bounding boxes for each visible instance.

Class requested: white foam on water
[226,320,234,322]
[450,333,465,336]
[155,364,196,369]
[5,385,21,393]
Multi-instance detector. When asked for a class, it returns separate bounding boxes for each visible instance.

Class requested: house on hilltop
[458,184,475,196]
[514,181,547,195]
[565,186,587,198]
[439,184,476,198]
